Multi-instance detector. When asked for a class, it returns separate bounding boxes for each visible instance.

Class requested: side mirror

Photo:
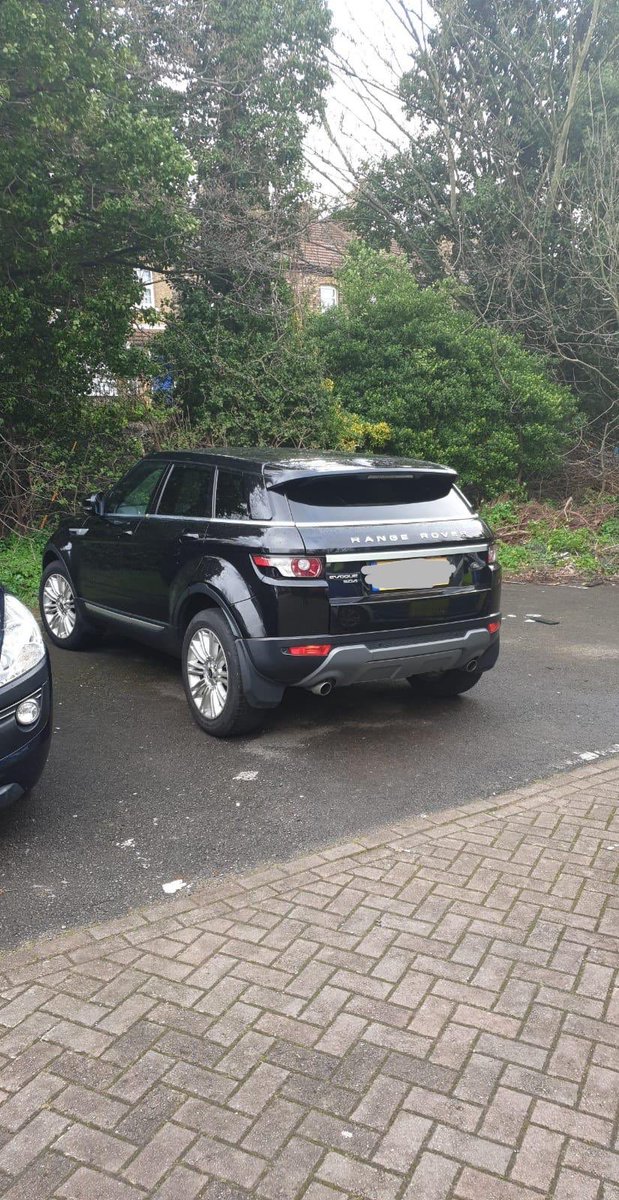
[83,491,105,516]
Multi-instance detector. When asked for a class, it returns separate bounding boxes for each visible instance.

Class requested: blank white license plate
[362,557,454,592]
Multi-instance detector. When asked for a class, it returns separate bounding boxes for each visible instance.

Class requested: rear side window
[215,470,271,521]
[281,475,473,523]
[157,465,213,518]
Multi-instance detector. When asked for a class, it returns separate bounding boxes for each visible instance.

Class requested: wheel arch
[42,547,68,571]
[41,548,80,597]
[179,589,283,712]
[175,585,243,639]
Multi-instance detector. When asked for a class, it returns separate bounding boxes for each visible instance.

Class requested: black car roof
[148,448,456,486]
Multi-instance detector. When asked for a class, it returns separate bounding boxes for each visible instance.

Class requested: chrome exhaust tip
[465,658,479,674]
[310,680,334,696]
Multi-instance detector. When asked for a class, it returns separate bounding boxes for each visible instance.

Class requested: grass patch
[481,495,619,582]
[0,533,47,607]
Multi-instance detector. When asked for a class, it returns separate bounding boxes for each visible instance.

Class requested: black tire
[182,609,262,737]
[39,562,97,650]
[407,667,483,698]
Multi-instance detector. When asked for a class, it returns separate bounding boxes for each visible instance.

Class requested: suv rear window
[215,469,271,521]
[281,475,473,523]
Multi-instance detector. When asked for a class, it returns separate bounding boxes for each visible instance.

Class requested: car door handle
[181,531,207,543]
[122,528,134,536]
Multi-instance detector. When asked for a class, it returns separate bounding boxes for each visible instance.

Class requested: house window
[319,284,338,311]
[89,373,118,397]
[136,268,156,310]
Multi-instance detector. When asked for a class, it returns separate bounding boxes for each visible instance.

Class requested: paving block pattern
[0,757,618,1199]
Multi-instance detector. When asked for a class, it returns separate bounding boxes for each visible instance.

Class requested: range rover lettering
[39,451,501,737]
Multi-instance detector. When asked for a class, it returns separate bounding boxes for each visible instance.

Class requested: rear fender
[173,564,266,640]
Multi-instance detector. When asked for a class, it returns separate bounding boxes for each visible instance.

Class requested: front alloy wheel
[41,572,76,641]
[181,609,261,737]
[39,562,95,649]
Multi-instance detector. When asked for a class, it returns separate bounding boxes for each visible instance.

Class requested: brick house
[91,221,352,397]
[133,268,173,341]
[137,218,353,339]
[89,269,173,397]
[289,217,353,312]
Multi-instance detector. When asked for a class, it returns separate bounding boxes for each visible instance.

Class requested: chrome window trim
[141,513,209,522]
[138,514,480,528]
[326,543,488,563]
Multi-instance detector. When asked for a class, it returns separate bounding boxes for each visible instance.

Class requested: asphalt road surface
[1,582,618,949]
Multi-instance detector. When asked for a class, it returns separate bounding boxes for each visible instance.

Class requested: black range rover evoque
[40,450,501,736]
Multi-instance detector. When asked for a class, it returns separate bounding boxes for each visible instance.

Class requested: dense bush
[313,245,577,497]
[0,395,162,534]
[155,287,334,446]
[153,285,390,453]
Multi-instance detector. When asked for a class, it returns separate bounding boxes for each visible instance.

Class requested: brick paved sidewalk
[0,759,618,1200]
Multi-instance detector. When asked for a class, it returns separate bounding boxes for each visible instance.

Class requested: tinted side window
[215,470,271,520]
[157,465,213,518]
[106,462,166,516]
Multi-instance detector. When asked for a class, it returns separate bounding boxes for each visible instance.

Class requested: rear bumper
[296,627,498,688]
[241,616,501,701]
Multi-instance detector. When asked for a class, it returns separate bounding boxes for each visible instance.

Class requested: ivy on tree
[0,0,192,438]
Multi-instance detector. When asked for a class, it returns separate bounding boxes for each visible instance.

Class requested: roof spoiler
[266,465,459,500]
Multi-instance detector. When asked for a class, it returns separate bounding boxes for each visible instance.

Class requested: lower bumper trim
[297,628,493,688]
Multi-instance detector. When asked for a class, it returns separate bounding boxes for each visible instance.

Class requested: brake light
[487,620,501,634]
[252,554,324,579]
[286,644,332,656]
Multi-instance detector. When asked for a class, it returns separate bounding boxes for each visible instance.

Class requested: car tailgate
[324,543,492,634]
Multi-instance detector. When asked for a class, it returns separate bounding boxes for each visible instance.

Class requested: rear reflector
[286,644,332,657]
[487,620,501,634]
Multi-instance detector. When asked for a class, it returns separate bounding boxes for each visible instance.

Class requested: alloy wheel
[42,573,77,640]
[186,627,229,719]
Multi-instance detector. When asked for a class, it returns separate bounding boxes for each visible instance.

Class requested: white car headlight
[0,594,46,686]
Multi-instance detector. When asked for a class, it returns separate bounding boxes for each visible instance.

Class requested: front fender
[42,527,78,582]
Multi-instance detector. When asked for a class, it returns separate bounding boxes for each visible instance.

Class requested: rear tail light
[487,620,501,634]
[252,554,324,580]
[286,644,332,656]
[488,544,497,564]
